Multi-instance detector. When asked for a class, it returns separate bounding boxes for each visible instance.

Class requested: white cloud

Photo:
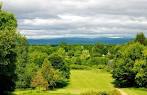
[1,0,147,39]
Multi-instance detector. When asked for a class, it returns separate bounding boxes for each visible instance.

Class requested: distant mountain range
[28,37,133,45]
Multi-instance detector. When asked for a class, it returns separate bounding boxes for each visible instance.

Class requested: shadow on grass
[127,87,147,92]
[3,92,16,95]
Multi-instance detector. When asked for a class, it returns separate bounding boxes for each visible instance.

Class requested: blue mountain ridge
[28,37,133,45]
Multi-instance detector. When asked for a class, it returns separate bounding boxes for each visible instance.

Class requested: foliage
[24,62,39,88]
[112,42,147,88]
[15,34,29,88]
[48,53,70,79]
[88,57,108,66]
[41,58,62,89]
[135,32,146,45]
[0,30,17,94]
[23,43,110,89]
[31,70,48,90]
[29,51,48,66]
[0,10,17,30]
[70,64,90,70]
[0,6,18,94]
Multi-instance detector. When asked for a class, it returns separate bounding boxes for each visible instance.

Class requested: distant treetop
[135,32,146,45]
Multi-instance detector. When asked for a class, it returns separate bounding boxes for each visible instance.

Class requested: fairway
[14,70,114,95]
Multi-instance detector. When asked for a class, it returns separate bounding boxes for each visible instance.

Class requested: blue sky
[1,0,147,39]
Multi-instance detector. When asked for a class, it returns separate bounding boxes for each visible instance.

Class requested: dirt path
[117,88,128,95]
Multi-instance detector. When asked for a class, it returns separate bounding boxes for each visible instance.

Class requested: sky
[1,0,147,39]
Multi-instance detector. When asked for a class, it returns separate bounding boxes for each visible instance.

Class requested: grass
[122,88,147,95]
[13,69,114,95]
[13,69,147,95]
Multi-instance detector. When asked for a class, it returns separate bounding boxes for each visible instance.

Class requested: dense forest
[0,3,147,95]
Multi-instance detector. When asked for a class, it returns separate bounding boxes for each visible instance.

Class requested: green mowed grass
[13,70,147,95]
[13,70,114,95]
[122,88,147,95]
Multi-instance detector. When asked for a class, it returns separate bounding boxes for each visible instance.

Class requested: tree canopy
[0,8,17,94]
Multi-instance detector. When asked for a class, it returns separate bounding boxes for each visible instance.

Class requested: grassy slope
[13,70,147,95]
[13,70,114,95]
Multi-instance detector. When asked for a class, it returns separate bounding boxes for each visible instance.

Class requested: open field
[13,70,147,95]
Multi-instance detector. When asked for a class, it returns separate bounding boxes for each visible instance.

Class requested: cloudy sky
[1,0,147,39]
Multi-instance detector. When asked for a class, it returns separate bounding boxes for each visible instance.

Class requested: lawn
[13,69,114,95]
[122,88,147,95]
[13,70,147,95]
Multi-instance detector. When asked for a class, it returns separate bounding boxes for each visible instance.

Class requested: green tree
[112,43,145,87]
[24,62,39,88]
[49,53,70,79]
[29,51,48,66]
[0,6,18,94]
[0,11,17,30]
[41,58,61,89]
[0,30,17,94]
[31,70,48,90]
[133,60,147,87]
[135,32,146,45]
[15,34,29,88]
